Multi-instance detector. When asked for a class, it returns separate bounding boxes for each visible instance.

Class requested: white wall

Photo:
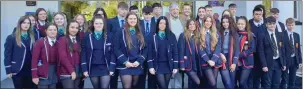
[1,1,59,81]
[273,1,294,23]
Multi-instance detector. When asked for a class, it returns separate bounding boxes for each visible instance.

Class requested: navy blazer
[108,16,123,34]
[81,32,116,74]
[220,31,240,67]
[258,30,285,69]
[198,33,222,68]
[148,32,178,71]
[276,21,286,33]
[140,20,156,37]
[178,33,199,71]
[238,33,256,68]
[282,31,302,66]
[4,34,33,75]
[113,30,148,69]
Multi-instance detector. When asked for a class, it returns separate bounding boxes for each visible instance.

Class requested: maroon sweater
[31,38,58,78]
[36,22,47,37]
[57,36,80,75]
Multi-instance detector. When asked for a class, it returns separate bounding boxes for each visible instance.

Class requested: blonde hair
[52,12,67,34]
[15,16,35,47]
[74,14,88,32]
[199,15,218,50]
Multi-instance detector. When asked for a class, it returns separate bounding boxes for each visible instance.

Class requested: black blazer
[108,16,123,34]
[282,31,302,66]
[258,30,285,69]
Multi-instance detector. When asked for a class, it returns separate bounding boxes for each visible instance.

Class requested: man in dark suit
[228,3,239,22]
[280,18,302,88]
[107,2,128,89]
[270,8,286,33]
[258,16,286,88]
[151,3,163,24]
[136,6,157,89]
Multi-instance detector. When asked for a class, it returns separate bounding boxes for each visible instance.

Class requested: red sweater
[31,38,58,78]
[57,36,80,75]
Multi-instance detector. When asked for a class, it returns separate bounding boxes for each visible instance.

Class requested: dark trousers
[12,75,37,89]
[261,59,282,88]
[236,68,252,88]
[280,57,299,88]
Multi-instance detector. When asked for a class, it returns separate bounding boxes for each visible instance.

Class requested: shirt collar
[47,37,56,45]
[224,29,230,33]
[118,15,124,21]
[267,29,275,35]
[38,20,45,26]
[287,30,293,35]
[253,19,264,26]
[69,35,76,40]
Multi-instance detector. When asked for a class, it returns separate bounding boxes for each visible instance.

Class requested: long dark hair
[220,15,238,50]
[35,8,47,22]
[124,12,145,49]
[93,8,108,20]
[237,16,252,45]
[155,16,174,40]
[89,15,107,40]
[65,20,81,52]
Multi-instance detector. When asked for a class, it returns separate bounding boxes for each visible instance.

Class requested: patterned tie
[159,32,165,40]
[290,34,295,54]
[271,33,278,57]
[72,38,76,43]
[58,28,64,35]
[129,28,136,35]
[95,31,102,40]
[21,32,28,40]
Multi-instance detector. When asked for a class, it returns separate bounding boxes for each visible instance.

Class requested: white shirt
[268,30,279,59]
[276,21,283,32]
[287,30,295,57]
[38,20,46,26]
[170,17,184,41]
[47,37,56,46]
[199,19,203,27]
[69,35,77,43]
[253,19,264,27]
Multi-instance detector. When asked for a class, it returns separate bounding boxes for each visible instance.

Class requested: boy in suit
[151,3,163,23]
[228,3,238,22]
[270,8,286,33]
[258,16,286,88]
[280,18,302,88]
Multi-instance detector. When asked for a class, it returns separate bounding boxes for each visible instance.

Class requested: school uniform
[258,30,285,88]
[275,21,286,33]
[137,19,157,88]
[280,30,302,88]
[178,33,199,72]
[248,19,266,88]
[4,33,36,88]
[12,26,41,41]
[81,32,116,76]
[148,32,178,74]
[236,31,256,88]
[196,19,203,31]
[57,27,65,39]
[31,37,58,88]
[36,21,48,37]
[198,31,221,88]
[219,30,240,88]
[113,29,148,75]
[57,36,81,88]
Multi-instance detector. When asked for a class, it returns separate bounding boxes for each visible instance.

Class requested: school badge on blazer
[280,42,282,47]
[296,43,299,48]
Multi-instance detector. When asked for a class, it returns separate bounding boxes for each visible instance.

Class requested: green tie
[129,27,136,35]
[158,31,165,40]
[21,32,28,40]
[58,28,64,35]
[94,31,103,40]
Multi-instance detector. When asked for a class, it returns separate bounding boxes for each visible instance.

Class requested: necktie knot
[21,32,28,40]
[129,28,136,35]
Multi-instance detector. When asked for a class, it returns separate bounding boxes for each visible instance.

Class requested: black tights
[120,75,140,89]
[90,76,111,89]
[186,71,200,85]
[156,74,172,88]
[203,68,218,88]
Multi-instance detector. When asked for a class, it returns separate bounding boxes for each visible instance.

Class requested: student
[74,14,88,40]
[178,19,201,87]
[248,7,266,88]
[218,15,239,88]
[228,3,238,22]
[137,5,157,89]
[151,3,163,23]
[52,12,67,38]
[129,5,139,17]
[108,2,128,34]
[235,16,256,88]
[108,2,128,88]
[81,15,115,88]
[148,16,178,88]
[281,18,302,88]
[35,8,48,37]
[31,24,58,88]
[198,15,221,88]
[205,5,213,16]
[195,7,206,30]
[113,12,148,89]
[13,14,41,41]
[93,8,108,19]
[57,20,82,88]
[4,16,36,89]
[258,16,286,88]
[270,8,286,33]
[254,5,266,20]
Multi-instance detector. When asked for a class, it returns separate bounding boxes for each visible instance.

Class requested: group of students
[4,1,302,89]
